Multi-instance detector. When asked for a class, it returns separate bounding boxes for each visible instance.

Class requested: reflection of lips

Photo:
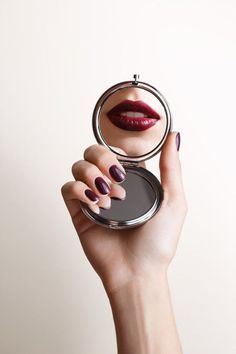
[107,100,160,131]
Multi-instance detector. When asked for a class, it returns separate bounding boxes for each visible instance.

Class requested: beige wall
[0,1,236,353]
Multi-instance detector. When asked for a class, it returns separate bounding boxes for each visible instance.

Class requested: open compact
[80,74,172,229]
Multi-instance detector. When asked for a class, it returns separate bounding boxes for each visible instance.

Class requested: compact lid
[92,74,172,164]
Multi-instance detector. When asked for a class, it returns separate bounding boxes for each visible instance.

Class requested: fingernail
[111,196,125,200]
[99,202,111,210]
[109,165,126,182]
[85,189,99,202]
[95,177,111,195]
[88,204,100,214]
[175,132,181,151]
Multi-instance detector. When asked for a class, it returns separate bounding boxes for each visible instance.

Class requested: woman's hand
[62,131,187,354]
[61,132,187,295]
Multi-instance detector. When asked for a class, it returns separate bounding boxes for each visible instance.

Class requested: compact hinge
[119,160,138,167]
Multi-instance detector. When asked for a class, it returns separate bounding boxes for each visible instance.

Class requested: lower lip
[107,115,159,131]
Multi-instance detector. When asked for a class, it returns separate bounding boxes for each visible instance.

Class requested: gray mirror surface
[101,171,156,221]
[81,167,163,228]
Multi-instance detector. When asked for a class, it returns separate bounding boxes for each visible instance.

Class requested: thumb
[159,132,184,201]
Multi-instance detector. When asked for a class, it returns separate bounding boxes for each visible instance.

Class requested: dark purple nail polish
[176,132,181,151]
[85,189,99,202]
[95,177,111,195]
[109,165,126,182]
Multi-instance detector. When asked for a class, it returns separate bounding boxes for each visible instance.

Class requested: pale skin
[100,87,167,156]
[61,132,187,354]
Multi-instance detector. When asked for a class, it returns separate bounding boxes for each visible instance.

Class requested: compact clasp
[132,74,140,85]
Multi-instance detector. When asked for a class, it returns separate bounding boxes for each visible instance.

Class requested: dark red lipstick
[107,100,160,131]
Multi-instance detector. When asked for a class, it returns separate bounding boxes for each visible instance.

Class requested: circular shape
[79,166,164,229]
[92,79,172,163]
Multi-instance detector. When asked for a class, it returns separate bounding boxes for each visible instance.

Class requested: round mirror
[81,76,172,229]
[93,77,172,161]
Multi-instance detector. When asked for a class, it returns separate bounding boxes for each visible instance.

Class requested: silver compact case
[80,74,172,229]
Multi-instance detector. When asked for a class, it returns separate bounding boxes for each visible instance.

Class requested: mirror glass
[98,86,169,157]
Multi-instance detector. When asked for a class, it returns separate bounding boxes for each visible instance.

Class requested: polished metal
[92,75,172,163]
[133,74,140,85]
[80,75,172,229]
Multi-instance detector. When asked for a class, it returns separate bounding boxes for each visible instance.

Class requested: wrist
[103,264,169,298]
[105,268,182,354]
[106,271,173,354]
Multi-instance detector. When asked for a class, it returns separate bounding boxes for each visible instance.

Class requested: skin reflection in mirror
[99,87,167,156]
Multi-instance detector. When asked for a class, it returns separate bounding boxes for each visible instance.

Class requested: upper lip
[107,100,160,119]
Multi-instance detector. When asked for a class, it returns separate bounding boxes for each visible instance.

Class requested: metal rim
[92,78,172,163]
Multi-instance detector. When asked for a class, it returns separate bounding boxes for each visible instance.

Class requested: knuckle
[71,159,84,175]
[84,144,106,160]
[62,181,82,197]
[83,144,96,159]
[61,181,73,196]
[84,145,114,170]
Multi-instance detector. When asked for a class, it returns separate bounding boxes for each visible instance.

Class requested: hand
[61,132,187,294]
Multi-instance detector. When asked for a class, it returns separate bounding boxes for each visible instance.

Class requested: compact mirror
[80,75,172,229]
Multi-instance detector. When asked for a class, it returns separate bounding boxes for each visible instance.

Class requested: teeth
[120,111,147,118]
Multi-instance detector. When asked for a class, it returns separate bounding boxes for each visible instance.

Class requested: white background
[0,1,236,353]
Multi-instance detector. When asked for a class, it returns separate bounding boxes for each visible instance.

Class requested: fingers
[83,144,126,184]
[61,180,95,218]
[72,145,126,196]
[159,132,187,207]
[72,160,112,196]
[62,144,127,218]
[62,181,99,205]
[109,183,126,200]
[61,180,126,217]
[97,184,126,210]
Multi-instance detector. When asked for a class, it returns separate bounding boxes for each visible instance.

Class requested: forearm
[106,270,183,354]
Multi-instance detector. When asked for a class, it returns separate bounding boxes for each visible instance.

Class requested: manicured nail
[85,189,99,202]
[99,197,111,210]
[176,132,181,151]
[88,204,100,214]
[95,177,111,195]
[111,196,125,200]
[99,203,111,210]
[109,165,126,182]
